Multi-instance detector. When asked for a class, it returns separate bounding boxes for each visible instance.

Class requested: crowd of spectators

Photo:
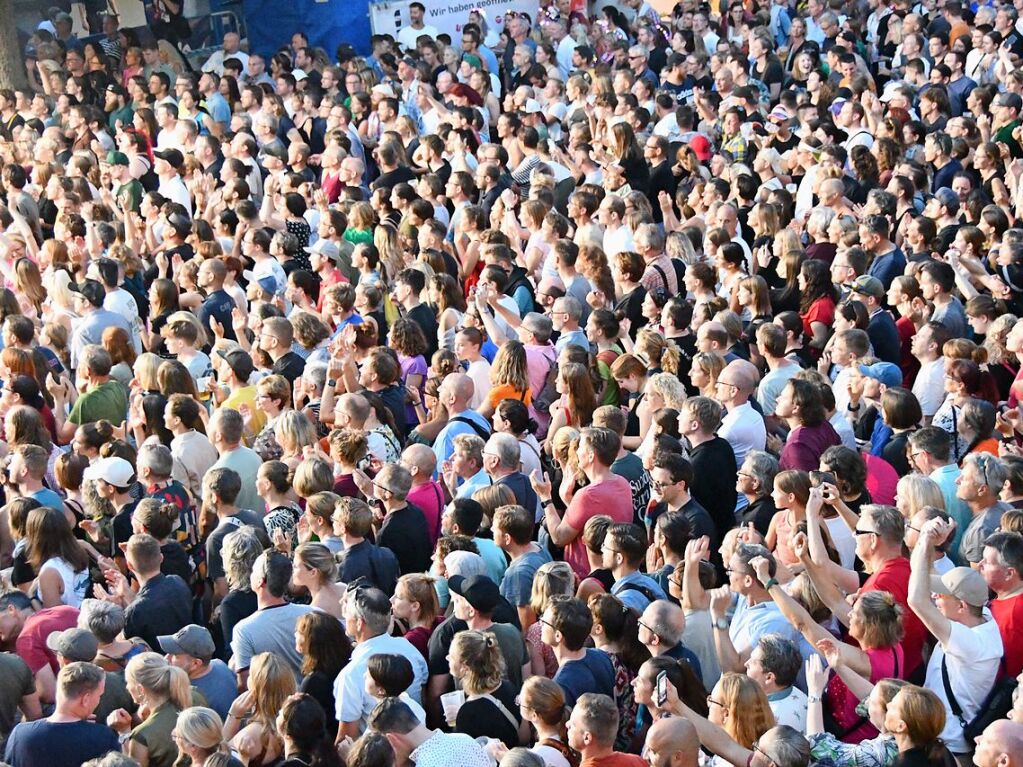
[1,0,1023,766]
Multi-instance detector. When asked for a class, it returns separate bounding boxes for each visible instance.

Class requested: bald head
[645,717,700,767]
[975,720,1023,767]
[401,443,437,482]
[442,373,475,411]
[721,359,759,394]
[642,600,685,652]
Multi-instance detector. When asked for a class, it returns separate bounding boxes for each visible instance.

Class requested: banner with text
[369,0,540,47]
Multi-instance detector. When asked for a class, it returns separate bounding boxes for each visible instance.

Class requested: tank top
[38,557,90,608]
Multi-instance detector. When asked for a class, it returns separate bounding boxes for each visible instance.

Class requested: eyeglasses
[715,380,738,390]
[373,481,396,496]
[751,739,776,766]
[538,617,555,630]
[651,479,678,490]
[725,567,749,576]
[854,528,877,536]
[638,619,660,637]
[706,695,723,708]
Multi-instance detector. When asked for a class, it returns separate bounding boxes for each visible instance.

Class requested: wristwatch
[763,577,779,590]
[714,617,729,631]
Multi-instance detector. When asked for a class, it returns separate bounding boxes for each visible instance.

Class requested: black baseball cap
[448,574,500,613]
[69,279,105,307]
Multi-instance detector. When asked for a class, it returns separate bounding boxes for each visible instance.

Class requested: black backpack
[941,655,1017,742]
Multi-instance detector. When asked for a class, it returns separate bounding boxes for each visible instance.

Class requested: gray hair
[486,432,521,470]
[137,443,174,478]
[348,587,391,635]
[554,295,582,322]
[78,598,126,644]
[807,208,835,238]
[756,634,802,688]
[303,362,328,393]
[762,725,812,767]
[744,450,779,494]
[222,526,264,591]
[634,223,665,253]
[964,452,1008,495]
[860,504,906,546]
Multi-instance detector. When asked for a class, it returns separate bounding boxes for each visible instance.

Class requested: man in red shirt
[979,532,1023,677]
[568,693,645,767]
[0,591,78,705]
[532,427,634,580]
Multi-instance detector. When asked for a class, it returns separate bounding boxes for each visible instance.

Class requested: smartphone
[655,671,668,707]
[808,470,836,488]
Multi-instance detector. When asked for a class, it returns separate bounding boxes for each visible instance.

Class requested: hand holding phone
[655,671,668,707]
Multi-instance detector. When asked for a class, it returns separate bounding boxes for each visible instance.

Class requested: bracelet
[326,379,337,388]
[807,695,822,704]
[762,577,778,590]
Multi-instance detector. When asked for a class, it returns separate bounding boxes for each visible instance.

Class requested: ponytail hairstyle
[587,593,651,673]
[451,630,505,695]
[520,676,571,740]
[634,329,682,377]
[132,498,180,540]
[279,694,345,767]
[125,652,192,710]
[530,561,576,621]
[495,398,538,436]
[394,573,441,624]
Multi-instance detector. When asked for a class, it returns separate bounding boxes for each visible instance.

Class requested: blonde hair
[471,484,516,518]
[490,340,530,392]
[717,672,775,749]
[636,330,681,377]
[647,372,687,410]
[45,268,78,315]
[133,353,163,392]
[125,652,191,710]
[530,561,576,617]
[173,707,229,764]
[257,374,291,409]
[896,474,945,519]
[165,310,209,349]
[274,410,317,456]
[451,630,505,694]
[692,352,726,390]
[249,653,297,737]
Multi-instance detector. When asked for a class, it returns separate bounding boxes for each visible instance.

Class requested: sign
[369,0,540,46]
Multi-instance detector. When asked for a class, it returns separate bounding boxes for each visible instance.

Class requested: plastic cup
[440,690,465,726]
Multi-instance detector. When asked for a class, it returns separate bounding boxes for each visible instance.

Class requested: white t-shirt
[824,515,856,570]
[912,357,947,418]
[768,686,808,732]
[103,288,143,353]
[397,23,440,51]
[466,358,492,411]
[720,402,767,467]
[924,616,1003,753]
[158,175,192,212]
[603,225,634,258]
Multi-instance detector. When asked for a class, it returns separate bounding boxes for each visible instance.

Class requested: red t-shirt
[896,315,920,387]
[580,753,647,767]
[800,296,836,337]
[16,605,79,675]
[991,594,1023,677]
[564,475,634,579]
[407,480,445,546]
[858,557,927,675]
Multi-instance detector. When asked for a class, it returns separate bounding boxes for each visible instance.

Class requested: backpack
[616,581,661,607]
[941,655,1017,742]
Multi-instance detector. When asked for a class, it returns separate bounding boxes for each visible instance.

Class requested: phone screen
[655,671,668,707]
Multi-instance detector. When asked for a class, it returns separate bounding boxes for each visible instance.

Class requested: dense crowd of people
[2,0,1023,766]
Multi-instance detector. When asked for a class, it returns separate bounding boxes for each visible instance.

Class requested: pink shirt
[408,480,445,546]
[563,474,633,579]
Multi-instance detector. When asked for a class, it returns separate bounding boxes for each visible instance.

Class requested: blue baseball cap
[858,362,902,389]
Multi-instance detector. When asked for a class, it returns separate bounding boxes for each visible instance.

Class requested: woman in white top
[430,274,466,354]
[27,506,90,608]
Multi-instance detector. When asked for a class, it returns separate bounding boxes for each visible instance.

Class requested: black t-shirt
[301,670,340,733]
[271,351,306,387]
[376,383,410,441]
[752,57,784,90]
[689,437,738,543]
[337,540,400,596]
[455,681,521,746]
[377,504,431,575]
[219,587,258,652]
[740,495,777,536]
[206,511,266,582]
[405,302,439,359]
[144,243,194,285]
[372,166,416,191]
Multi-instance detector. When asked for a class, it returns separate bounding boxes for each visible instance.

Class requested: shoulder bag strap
[940,654,969,728]
[891,646,900,679]
[651,263,670,292]
[479,693,520,731]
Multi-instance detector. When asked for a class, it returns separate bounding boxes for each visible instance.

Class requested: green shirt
[117,179,143,213]
[108,105,134,132]
[995,119,1022,158]
[68,380,128,426]
[130,701,181,767]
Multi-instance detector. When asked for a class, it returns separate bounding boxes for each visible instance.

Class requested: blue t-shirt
[554,648,616,707]
[500,548,552,607]
[29,487,64,510]
[191,659,238,720]
[5,719,121,767]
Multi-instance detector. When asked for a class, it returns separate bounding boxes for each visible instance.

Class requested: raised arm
[664,679,752,767]
[806,487,861,595]
[682,537,712,612]
[907,517,954,647]
[709,586,747,673]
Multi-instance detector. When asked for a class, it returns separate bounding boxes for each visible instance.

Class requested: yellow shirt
[221,384,266,443]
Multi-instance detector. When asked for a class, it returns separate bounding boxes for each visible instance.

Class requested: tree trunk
[0,3,27,90]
